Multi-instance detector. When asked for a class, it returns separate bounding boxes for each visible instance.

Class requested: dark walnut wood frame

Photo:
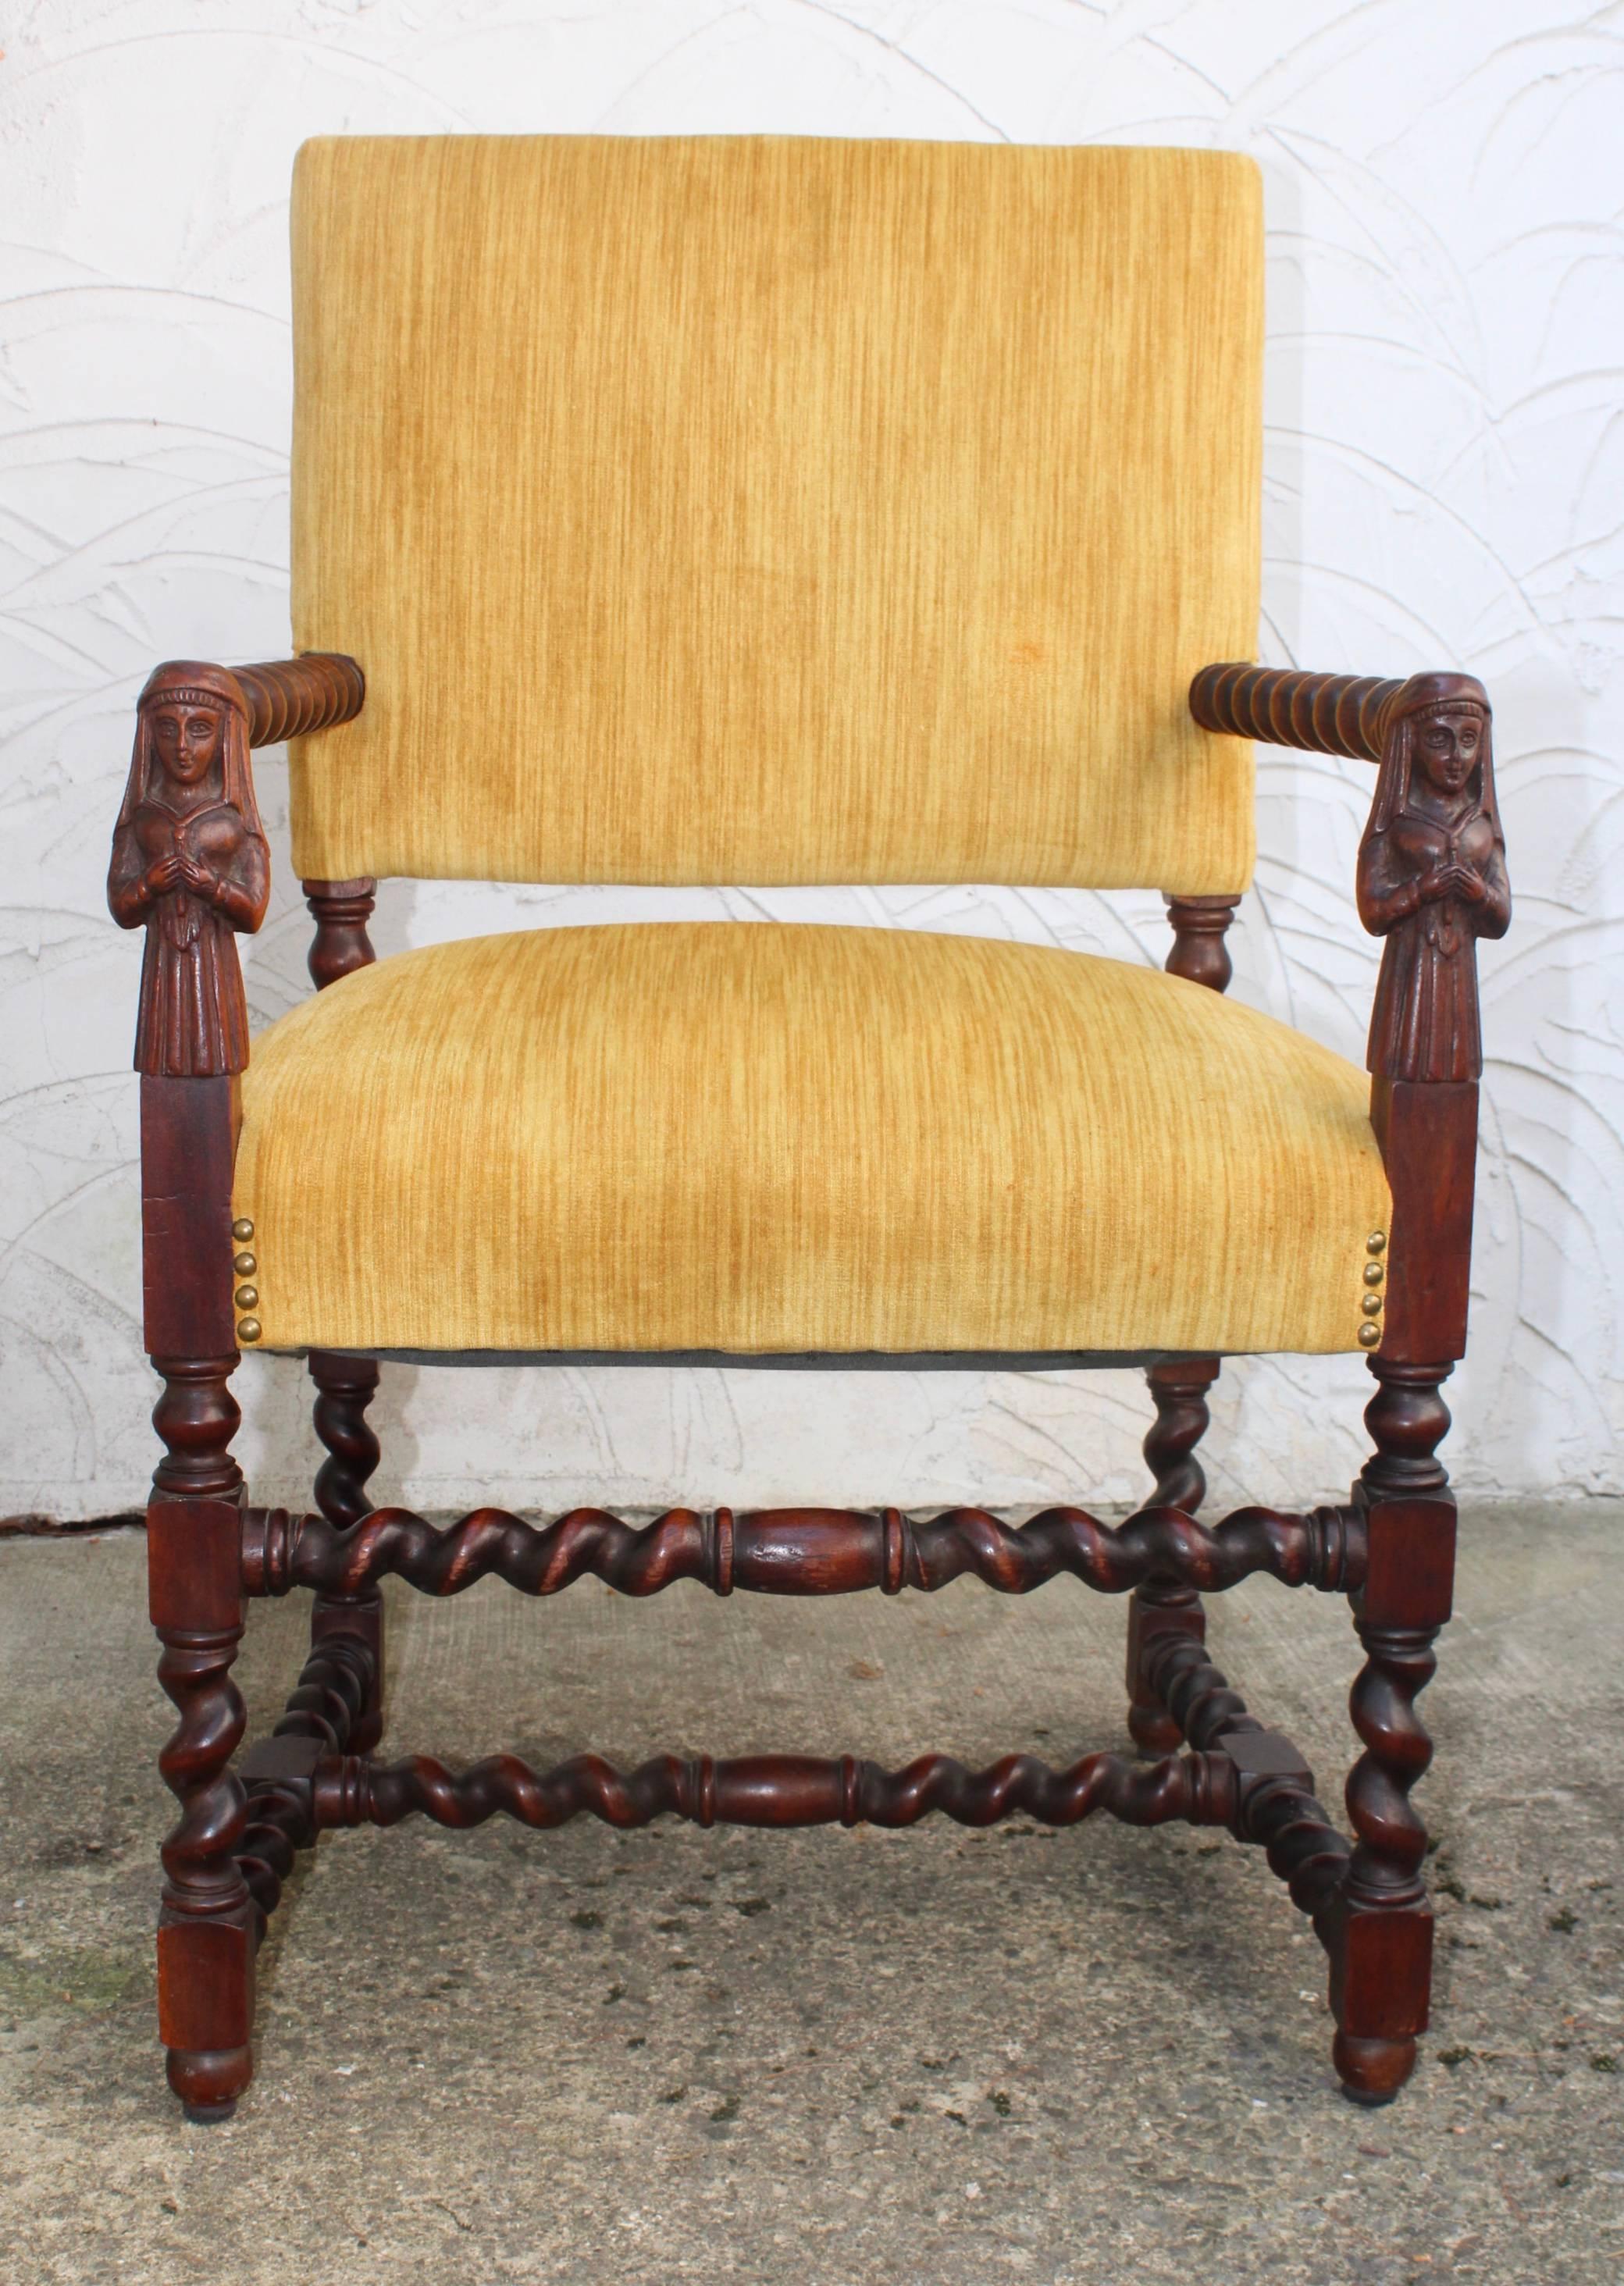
[110,652,1506,2120]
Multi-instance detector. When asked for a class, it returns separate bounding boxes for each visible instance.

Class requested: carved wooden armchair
[108,138,1508,2120]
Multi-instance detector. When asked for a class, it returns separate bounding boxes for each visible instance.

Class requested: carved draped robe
[108,798,270,1076]
[1359,802,1509,1083]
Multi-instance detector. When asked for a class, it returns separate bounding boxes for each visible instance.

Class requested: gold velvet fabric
[233,925,1389,1357]
[288,136,1262,892]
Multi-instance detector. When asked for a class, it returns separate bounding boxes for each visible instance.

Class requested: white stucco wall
[2,1,1619,1517]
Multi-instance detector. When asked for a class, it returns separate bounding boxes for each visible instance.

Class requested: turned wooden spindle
[303,878,376,991]
[1139,1630,1352,1921]
[300,874,386,1752]
[309,1352,381,1528]
[1163,893,1241,994]
[306,1350,386,1755]
[1127,1360,1224,1753]
[315,1742,1236,1836]
[150,1351,244,1505]
[1141,1365,1218,1516]
[236,1633,379,1932]
[1127,890,1239,1754]
[240,1497,1365,1603]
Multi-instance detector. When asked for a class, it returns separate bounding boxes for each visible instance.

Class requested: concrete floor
[0,1503,1620,2286]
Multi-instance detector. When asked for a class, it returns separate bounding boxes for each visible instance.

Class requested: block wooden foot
[174,2066,250,2122]
[1334,2036,1414,2106]
[1327,1893,1434,2103]
[166,2026,255,2120]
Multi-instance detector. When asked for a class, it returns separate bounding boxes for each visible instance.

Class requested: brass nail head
[1366,1230,1387,1255]
[233,1252,257,1277]
[231,1217,255,1242]
[234,1284,258,1311]
[237,1317,262,1344]
[1362,1261,1384,1288]
[1357,1322,1381,1348]
[1361,1292,1383,1317]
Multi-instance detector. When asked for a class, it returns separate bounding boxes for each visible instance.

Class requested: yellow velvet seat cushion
[233,925,1388,1358]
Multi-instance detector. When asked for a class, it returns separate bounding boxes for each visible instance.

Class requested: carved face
[1412,707,1483,799]
[148,703,224,789]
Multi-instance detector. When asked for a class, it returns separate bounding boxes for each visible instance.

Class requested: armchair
[106,138,1507,2120]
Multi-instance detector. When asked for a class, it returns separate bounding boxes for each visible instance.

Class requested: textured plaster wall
[2,1,1620,1517]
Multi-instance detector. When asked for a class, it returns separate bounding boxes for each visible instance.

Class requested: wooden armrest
[1193,659,1509,1094]
[1191,663,1442,762]
[230,653,365,746]
[1193,659,1508,1369]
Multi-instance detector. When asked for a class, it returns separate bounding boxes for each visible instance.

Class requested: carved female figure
[107,662,270,1077]
[1357,673,1510,1083]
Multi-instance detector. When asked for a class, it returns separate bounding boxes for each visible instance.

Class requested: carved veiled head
[1373,671,1496,831]
[116,661,264,839]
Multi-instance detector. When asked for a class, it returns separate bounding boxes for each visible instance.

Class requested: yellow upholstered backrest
[289,136,1262,890]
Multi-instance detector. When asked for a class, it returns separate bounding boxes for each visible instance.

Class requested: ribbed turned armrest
[1189,664,1407,763]
[232,654,365,748]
